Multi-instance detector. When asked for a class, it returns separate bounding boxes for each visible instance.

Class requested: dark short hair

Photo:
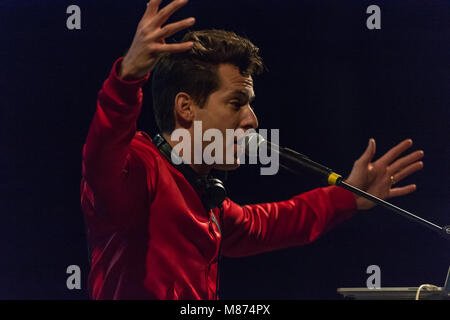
[151,29,264,134]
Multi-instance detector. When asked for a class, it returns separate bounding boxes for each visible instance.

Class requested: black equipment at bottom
[337,266,450,300]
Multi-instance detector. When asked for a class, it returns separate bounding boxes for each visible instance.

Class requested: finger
[150,41,194,54]
[376,139,413,166]
[356,138,376,165]
[389,184,417,198]
[392,161,423,184]
[153,0,189,28]
[153,17,195,40]
[143,0,162,19]
[387,150,424,174]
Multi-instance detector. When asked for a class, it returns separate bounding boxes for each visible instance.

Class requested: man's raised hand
[345,138,424,210]
[119,0,195,80]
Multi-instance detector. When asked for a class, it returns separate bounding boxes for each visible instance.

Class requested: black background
[1,0,449,299]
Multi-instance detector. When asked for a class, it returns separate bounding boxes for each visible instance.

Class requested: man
[81,0,424,299]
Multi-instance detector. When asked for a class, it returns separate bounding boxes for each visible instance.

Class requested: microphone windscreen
[243,132,265,156]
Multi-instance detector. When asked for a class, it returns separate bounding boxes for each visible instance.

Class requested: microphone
[243,132,450,240]
[243,132,343,186]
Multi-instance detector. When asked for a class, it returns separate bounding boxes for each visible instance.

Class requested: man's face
[194,63,258,170]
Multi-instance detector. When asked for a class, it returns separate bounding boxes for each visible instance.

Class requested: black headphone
[152,134,227,211]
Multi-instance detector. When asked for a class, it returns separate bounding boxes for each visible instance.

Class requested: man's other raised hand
[120,0,195,80]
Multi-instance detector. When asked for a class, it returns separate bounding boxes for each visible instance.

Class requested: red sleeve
[221,186,357,257]
[81,58,150,227]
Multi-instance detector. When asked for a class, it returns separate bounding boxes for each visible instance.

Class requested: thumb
[358,138,376,164]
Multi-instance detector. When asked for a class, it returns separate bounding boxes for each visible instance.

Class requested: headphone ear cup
[204,178,227,210]
[153,134,227,210]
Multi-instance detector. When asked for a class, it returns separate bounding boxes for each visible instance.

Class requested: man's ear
[173,92,195,128]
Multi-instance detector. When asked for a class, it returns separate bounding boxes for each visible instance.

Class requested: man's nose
[240,105,258,130]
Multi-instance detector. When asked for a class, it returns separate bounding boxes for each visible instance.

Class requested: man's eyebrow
[227,90,256,102]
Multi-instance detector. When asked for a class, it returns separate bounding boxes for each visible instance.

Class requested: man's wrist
[103,58,150,108]
[119,65,142,81]
[113,58,150,84]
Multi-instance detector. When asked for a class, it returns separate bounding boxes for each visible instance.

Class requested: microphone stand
[279,147,450,240]
[337,180,450,240]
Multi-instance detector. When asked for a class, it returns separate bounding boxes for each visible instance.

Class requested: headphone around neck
[152,134,227,211]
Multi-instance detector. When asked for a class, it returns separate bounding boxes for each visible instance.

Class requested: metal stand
[336,180,450,240]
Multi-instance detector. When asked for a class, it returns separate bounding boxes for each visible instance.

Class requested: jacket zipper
[207,206,223,300]
[214,205,224,300]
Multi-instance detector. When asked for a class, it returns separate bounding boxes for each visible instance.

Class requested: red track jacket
[80,58,357,300]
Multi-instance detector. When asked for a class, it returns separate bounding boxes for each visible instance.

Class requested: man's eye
[230,101,242,108]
